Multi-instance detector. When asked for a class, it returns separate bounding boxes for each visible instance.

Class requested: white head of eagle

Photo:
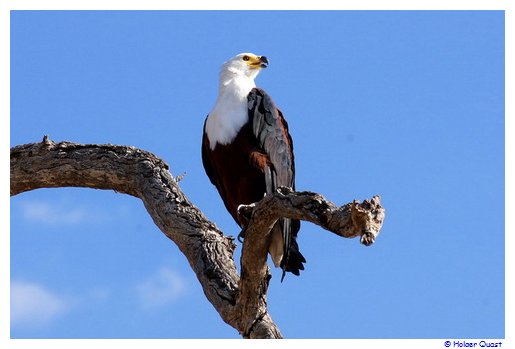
[205,53,268,150]
[202,53,306,281]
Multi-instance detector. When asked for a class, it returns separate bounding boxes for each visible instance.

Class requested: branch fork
[10,138,385,338]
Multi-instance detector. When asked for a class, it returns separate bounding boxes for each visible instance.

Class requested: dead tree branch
[10,138,385,339]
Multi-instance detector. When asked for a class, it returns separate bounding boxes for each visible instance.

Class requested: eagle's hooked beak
[258,56,269,68]
[248,55,269,69]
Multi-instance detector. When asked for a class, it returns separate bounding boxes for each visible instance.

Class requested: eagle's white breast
[205,62,258,150]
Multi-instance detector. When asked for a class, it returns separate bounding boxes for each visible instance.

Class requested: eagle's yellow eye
[242,55,250,61]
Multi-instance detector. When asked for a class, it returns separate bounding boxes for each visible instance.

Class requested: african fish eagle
[201,53,306,280]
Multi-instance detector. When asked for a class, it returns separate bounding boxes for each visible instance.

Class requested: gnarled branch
[10,137,385,339]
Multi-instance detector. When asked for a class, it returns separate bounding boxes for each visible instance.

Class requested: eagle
[201,53,306,280]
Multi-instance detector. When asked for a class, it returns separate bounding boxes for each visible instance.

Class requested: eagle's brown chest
[207,122,267,226]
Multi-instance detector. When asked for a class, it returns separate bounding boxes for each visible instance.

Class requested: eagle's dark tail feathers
[280,219,306,282]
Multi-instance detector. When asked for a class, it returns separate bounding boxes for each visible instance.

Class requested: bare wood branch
[10,138,243,332]
[10,138,385,339]
[236,188,384,337]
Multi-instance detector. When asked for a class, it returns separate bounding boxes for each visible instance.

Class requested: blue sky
[9,10,504,339]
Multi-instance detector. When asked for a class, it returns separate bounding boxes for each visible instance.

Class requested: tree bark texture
[10,138,386,339]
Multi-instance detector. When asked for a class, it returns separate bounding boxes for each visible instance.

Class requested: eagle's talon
[277,186,294,195]
[237,203,255,228]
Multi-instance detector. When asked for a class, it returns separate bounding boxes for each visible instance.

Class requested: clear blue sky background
[10,11,504,339]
